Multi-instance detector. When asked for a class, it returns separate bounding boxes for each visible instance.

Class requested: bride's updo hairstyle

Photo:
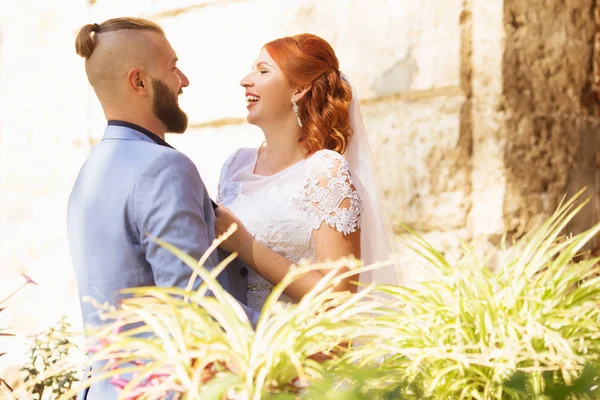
[264,34,353,156]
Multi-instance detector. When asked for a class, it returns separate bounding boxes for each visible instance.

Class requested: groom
[67,17,256,399]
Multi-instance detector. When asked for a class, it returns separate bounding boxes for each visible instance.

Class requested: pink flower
[110,375,129,389]
[21,272,38,286]
[87,338,111,354]
[1,272,39,305]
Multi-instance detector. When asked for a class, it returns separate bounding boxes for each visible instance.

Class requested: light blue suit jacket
[67,124,257,399]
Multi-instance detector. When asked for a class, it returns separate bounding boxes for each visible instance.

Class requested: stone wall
[502,0,600,243]
[464,0,600,252]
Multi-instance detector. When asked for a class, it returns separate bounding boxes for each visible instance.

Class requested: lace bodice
[217,147,363,312]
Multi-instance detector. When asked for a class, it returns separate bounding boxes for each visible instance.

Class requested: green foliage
[338,192,600,399]
[62,194,600,399]
[20,317,80,400]
[1,272,38,397]
[64,224,385,399]
[505,364,600,399]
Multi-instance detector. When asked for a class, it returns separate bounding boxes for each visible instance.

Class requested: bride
[215,33,400,313]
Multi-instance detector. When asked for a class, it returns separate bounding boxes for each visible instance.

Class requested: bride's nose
[240,73,253,88]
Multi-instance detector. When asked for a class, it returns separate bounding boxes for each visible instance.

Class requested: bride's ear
[292,85,311,103]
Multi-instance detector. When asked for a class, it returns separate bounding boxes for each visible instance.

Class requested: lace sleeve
[305,151,363,235]
[217,148,243,203]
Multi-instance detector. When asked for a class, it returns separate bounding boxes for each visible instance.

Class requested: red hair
[264,34,352,156]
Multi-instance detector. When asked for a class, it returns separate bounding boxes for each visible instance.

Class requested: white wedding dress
[217,147,363,313]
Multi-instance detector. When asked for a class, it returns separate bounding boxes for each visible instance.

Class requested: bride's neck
[258,122,305,174]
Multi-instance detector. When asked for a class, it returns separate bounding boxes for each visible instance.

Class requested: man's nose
[179,70,190,87]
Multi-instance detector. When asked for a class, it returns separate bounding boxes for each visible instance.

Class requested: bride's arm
[216,149,363,302]
[215,204,359,302]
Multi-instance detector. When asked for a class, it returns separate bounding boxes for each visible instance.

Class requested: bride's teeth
[246,95,260,102]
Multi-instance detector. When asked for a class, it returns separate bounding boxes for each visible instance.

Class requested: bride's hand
[214,204,252,253]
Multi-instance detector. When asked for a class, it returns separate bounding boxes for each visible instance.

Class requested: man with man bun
[67,18,255,399]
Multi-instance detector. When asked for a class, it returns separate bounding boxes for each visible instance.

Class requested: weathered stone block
[362,93,470,231]
[502,0,599,238]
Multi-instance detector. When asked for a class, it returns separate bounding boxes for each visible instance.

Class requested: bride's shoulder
[220,147,258,182]
[308,148,345,161]
[306,149,348,170]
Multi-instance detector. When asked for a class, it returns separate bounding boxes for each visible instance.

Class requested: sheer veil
[341,73,402,287]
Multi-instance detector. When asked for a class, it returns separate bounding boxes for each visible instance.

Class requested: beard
[152,78,188,134]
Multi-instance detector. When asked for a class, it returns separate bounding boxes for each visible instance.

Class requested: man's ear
[292,85,311,103]
[126,68,149,95]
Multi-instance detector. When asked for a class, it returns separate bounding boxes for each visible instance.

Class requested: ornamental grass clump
[64,224,388,400]
[338,192,600,399]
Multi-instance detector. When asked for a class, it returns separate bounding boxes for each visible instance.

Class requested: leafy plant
[337,191,600,399]
[291,362,419,400]
[0,273,38,397]
[505,363,600,399]
[20,316,80,399]
[63,223,388,399]
[60,192,600,399]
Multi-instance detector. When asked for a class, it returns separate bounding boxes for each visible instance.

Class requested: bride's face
[240,49,295,127]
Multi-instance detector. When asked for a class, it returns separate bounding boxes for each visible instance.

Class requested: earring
[292,98,303,128]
